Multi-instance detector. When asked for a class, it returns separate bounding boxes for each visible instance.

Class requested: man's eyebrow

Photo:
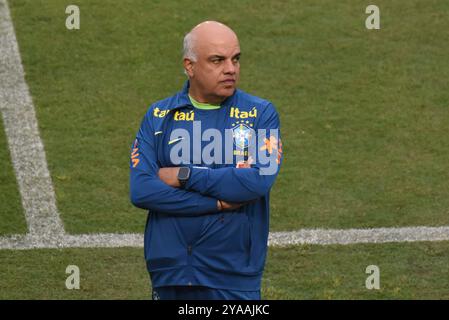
[208,53,241,60]
[208,55,226,60]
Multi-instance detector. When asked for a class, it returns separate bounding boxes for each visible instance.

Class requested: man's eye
[212,59,221,64]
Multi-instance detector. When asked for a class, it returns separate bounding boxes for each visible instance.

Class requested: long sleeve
[185,103,283,202]
[129,108,218,216]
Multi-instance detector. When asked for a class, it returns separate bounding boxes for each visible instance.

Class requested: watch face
[178,167,190,180]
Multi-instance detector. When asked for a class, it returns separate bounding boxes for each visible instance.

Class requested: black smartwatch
[177,166,191,189]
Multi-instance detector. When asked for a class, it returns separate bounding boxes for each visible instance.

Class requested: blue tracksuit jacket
[130,81,283,290]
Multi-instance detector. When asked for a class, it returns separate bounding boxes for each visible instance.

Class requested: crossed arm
[130,103,282,215]
[157,165,253,211]
[129,114,247,216]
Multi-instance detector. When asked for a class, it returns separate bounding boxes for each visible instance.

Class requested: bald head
[183,21,239,62]
[183,21,241,104]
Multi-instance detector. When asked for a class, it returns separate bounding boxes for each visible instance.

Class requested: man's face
[187,34,240,103]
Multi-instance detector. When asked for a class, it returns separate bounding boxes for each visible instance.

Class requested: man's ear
[183,58,194,77]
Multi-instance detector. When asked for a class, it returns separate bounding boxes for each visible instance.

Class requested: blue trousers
[152,286,261,300]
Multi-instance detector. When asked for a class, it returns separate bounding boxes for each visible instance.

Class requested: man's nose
[223,59,237,74]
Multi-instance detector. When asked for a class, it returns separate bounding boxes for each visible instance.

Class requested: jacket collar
[175,80,236,109]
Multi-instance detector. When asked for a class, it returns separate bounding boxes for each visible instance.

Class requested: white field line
[0,0,65,237]
[1,0,449,251]
[1,227,449,250]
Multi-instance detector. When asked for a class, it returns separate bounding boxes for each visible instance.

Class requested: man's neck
[188,88,225,105]
[189,95,221,110]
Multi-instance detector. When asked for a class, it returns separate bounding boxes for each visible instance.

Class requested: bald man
[130,21,283,300]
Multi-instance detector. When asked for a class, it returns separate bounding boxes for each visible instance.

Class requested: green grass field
[1,0,449,299]
[2,242,449,299]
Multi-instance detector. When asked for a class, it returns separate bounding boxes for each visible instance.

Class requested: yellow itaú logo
[153,107,194,121]
[153,107,170,117]
[174,110,194,121]
[229,107,257,119]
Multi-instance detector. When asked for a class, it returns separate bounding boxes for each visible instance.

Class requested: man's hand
[158,167,244,211]
[159,167,246,211]
[217,200,245,211]
[236,156,254,168]
[158,167,181,188]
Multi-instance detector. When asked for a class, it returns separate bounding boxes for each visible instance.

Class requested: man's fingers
[220,200,245,211]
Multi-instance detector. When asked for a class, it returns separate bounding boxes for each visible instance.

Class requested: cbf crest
[232,123,253,149]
